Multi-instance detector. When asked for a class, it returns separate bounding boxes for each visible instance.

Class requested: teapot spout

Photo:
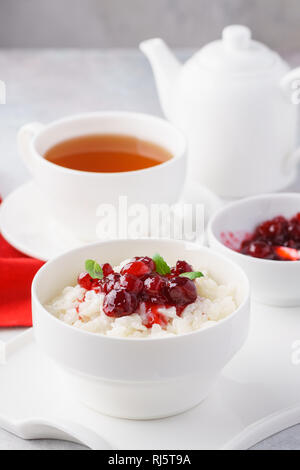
[140,38,181,120]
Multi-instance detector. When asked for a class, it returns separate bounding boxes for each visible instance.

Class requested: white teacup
[18,112,187,241]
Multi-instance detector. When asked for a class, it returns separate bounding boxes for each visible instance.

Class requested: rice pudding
[46,254,238,338]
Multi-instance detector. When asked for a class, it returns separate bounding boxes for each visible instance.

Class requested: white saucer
[0,182,83,261]
[0,180,222,261]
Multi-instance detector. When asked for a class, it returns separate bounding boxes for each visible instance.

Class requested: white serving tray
[1,301,300,450]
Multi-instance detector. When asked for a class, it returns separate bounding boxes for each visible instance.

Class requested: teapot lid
[191,25,281,74]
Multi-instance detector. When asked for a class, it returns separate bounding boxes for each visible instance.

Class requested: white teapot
[140,25,300,198]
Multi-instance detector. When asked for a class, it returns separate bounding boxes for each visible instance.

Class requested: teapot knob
[222,25,251,51]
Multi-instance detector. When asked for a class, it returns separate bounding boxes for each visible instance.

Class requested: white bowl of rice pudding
[32,238,250,419]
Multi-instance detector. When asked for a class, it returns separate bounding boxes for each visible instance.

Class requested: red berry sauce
[77,257,198,327]
[78,272,99,290]
[235,213,300,260]
[141,304,168,329]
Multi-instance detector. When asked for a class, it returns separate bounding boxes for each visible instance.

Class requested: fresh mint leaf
[152,253,171,275]
[179,271,204,280]
[85,259,103,279]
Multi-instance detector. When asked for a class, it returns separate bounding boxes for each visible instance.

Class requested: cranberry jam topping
[78,272,99,290]
[104,289,138,318]
[239,213,300,260]
[141,304,168,329]
[166,277,197,305]
[78,255,203,327]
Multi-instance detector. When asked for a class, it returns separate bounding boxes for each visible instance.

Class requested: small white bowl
[32,238,250,420]
[208,193,300,307]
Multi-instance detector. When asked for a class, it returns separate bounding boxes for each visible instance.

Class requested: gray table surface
[1,48,300,450]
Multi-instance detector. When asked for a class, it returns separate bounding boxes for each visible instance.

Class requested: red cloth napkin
[0,233,44,327]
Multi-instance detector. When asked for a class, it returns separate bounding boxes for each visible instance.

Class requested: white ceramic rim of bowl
[32,111,187,177]
[32,238,250,343]
[208,192,300,265]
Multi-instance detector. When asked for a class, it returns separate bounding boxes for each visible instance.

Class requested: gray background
[0,0,299,53]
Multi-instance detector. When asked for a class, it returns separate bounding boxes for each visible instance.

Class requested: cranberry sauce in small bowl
[208,193,300,306]
[32,238,249,420]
